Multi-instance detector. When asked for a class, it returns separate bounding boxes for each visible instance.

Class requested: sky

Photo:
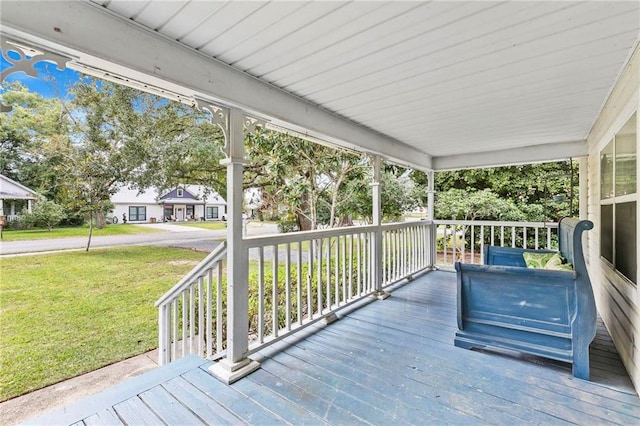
[1,48,82,100]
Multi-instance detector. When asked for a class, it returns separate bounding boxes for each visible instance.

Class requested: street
[0,222,279,256]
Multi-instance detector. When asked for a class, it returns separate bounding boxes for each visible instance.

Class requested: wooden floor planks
[29,270,640,425]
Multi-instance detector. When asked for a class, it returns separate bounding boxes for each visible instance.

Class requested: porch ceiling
[1,1,639,170]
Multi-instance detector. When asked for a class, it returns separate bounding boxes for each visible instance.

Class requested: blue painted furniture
[455,218,596,380]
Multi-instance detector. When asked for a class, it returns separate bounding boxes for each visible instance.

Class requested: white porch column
[371,155,389,300]
[0,199,4,216]
[426,170,435,220]
[208,107,259,384]
[427,171,437,269]
[579,157,588,220]
[10,202,16,217]
[27,199,33,213]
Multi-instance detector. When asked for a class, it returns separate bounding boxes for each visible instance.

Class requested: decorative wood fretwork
[195,98,266,159]
[0,38,70,112]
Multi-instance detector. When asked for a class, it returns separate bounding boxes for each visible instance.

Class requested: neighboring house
[111,185,226,223]
[0,174,38,222]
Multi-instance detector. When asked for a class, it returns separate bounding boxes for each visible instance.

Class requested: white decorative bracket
[195,98,266,159]
[0,38,71,112]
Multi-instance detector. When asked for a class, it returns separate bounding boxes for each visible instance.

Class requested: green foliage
[342,169,419,223]
[246,128,368,230]
[19,199,66,231]
[435,189,525,221]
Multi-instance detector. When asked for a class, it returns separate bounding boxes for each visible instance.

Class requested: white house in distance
[0,174,38,222]
[111,185,226,223]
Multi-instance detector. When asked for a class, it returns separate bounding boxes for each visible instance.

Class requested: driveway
[0,222,279,256]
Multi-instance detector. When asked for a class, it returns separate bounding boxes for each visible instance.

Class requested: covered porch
[1,1,639,423]
[29,270,639,425]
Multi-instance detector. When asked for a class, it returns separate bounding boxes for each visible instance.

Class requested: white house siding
[586,45,639,393]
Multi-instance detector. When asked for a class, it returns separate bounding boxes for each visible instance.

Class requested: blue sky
[1,49,81,100]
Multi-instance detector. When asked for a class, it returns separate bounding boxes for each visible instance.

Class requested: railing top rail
[155,241,227,307]
[243,220,434,248]
[433,220,558,228]
[244,224,377,247]
[380,220,433,231]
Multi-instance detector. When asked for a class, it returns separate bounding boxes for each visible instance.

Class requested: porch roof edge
[0,1,432,170]
[432,140,587,171]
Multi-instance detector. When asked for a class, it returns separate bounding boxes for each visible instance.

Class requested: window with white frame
[177,188,184,197]
[600,112,637,284]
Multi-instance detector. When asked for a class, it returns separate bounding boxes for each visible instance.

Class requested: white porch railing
[433,220,559,266]
[156,220,558,365]
[155,221,434,365]
[155,241,227,365]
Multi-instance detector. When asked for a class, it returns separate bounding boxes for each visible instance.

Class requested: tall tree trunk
[96,212,106,229]
[86,211,93,252]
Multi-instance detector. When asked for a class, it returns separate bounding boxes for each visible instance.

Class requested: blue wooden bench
[454,218,596,379]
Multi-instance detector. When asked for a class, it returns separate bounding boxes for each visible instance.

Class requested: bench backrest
[558,218,594,277]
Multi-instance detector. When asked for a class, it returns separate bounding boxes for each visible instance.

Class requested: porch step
[25,356,208,426]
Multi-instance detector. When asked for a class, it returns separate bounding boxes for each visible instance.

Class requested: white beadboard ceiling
[1,1,639,170]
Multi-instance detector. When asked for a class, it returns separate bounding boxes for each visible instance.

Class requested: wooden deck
[29,271,640,425]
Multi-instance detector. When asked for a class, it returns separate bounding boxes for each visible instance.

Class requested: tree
[246,129,367,230]
[341,168,419,223]
[0,82,70,200]
[20,199,66,231]
[410,161,579,222]
[435,189,525,222]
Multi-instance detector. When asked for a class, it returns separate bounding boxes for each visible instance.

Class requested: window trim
[128,206,147,222]
[177,188,184,197]
[599,111,637,286]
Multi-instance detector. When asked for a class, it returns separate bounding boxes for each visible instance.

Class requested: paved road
[0,222,279,255]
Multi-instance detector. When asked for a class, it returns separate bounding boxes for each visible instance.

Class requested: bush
[20,199,66,231]
[277,219,299,233]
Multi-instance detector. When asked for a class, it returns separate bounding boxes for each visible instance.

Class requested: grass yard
[0,224,160,242]
[0,246,206,401]
[174,221,227,230]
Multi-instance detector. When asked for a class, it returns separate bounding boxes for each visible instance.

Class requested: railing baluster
[480,226,485,264]
[334,236,339,306]
[198,276,204,356]
[512,226,516,248]
[326,238,331,310]
[206,269,213,358]
[470,225,475,264]
[172,300,178,362]
[182,291,188,358]
[297,241,303,326]
[285,243,291,331]
[523,227,527,249]
[317,238,323,315]
[308,240,314,321]
[272,245,279,337]
[216,261,222,354]
[258,247,264,343]
[500,226,505,247]
[535,228,539,250]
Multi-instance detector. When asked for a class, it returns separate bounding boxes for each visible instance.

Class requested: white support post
[10,202,15,217]
[579,157,588,220]
[27,199,33,213]
[427,170,435,220]
[0,199,4,216]
[371,155,389,300]
[427,171,437,269]
[208,107,259,384]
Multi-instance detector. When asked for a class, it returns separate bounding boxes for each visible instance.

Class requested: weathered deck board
[28,271,640,425]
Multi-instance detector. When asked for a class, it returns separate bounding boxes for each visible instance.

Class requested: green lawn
[0,224,160,242]
[174,221,226,230]
[0,246,206,401]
